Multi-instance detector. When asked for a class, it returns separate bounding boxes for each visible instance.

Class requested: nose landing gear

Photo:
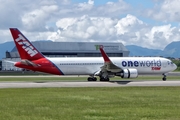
[162,73,167,81]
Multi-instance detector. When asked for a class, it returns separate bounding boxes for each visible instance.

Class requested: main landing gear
[162,73,167,81]
[87,76,110,81]
[99,77,109,81]
[87,77,97,81]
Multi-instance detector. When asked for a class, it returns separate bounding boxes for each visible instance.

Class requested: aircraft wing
[99,47,122,73]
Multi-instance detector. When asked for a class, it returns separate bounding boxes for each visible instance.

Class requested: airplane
[9,28,177,81]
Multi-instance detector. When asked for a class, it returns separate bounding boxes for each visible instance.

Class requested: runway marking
[0,81,180,88]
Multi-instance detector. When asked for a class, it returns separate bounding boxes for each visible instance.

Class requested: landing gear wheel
[87,77,97,81]
[162,74,167,81]
[100,77,109,82]
[100,78,104,81]
[105,78,109,81]
[162,77,166,81]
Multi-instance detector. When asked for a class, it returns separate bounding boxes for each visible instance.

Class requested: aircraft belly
[59,65,100,75]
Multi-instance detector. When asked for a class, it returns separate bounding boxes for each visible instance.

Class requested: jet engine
[116,69,138,78]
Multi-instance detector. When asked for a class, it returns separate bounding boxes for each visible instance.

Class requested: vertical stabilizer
[9,28,44,60]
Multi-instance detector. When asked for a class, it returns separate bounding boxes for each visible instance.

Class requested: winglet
[9,28,44,60]
[99,47,111,62]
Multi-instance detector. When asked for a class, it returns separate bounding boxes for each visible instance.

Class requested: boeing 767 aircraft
[9,28,177,81]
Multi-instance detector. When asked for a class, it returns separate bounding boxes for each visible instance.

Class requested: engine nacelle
[121,69,138,78]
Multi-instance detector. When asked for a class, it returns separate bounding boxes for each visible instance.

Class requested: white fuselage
[47,57,177,75]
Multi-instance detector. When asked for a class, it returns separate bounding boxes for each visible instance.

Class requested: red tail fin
[99,47,111,63]
[10,28,44,60]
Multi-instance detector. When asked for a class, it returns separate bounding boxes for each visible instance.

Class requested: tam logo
[95,45,104,50]
[15,34,38,57]
[152,67,161,70]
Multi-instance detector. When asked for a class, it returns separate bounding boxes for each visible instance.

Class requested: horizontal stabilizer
[20,59,40,67]
[4,60,16,64]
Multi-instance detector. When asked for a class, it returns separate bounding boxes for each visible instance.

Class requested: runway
[0,72,179,88]
[0,81,180,88]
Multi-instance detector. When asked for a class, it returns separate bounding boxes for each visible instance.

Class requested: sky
[1,0,180,50]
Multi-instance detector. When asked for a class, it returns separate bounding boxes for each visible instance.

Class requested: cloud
[22,4,59,32]
[144,24,177,49]
[47,14,180,50]
[48,15,118,42]
[146,0,180,22]
[1,0,180,50]
[74,0,94,11]
[0,0,130,31]
[95,0,130,17]
[0,1,23,29]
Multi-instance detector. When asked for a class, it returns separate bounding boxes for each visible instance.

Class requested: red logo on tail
[15,34,38,57]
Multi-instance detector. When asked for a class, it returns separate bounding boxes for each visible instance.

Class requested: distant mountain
[0,41,14,59]
[160,41,180,58]
[126,45,162,56]
[126,41,180,58]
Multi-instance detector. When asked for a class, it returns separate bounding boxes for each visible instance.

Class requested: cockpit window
[167,61,173,65]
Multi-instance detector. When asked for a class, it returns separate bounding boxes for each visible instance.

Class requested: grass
[0,74,179,119]
[0,87,180,120]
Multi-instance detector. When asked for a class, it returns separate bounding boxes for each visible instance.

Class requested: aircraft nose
[173,63,177,71]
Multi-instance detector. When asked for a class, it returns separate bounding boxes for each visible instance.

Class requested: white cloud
[74,0,94,11]
[22,4,59,32]
[47,14,180,50]
[49,15,118,42]
[161,0,180,21]
[146,0,180,22]
[144,24,177,48]
[115,14,144,34]
[1,0,180,50]
[56,18,77,30]
[95,0,130,17]
[0,29,13,43]
[0,1,23,29]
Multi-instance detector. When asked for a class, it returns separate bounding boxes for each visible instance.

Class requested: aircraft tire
[105,78,109,81]
[100,78,104,81]
[100,77,109,82]
[93,77,97,81]
[87,77,97,81]
[87,77,93,81]
[162,77,166,81]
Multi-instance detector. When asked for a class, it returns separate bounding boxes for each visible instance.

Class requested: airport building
[2,41,129,71]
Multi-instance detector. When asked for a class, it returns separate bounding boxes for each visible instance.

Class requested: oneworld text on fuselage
[122,60,161,67]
